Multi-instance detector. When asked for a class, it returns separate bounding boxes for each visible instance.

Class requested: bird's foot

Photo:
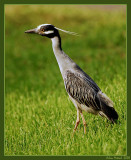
[72,129,76,137]
[84,124,87,134]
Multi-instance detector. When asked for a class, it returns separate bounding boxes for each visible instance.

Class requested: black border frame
[0,0,130,160]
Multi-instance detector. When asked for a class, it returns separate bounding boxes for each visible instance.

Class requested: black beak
[25,28,36,33]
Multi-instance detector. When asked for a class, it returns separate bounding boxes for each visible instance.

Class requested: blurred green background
[5,5,126,155]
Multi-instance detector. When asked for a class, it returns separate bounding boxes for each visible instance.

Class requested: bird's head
[25,24,78,38]
[25,24,59,38]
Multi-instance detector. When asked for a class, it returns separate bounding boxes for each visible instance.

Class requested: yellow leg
[74,109,80,132]
[80,112,87,134]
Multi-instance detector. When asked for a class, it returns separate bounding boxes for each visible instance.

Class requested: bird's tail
[98,91,118,123]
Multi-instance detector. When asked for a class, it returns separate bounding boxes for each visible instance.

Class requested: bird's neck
[51,36,75,77]
[51,35,62,51]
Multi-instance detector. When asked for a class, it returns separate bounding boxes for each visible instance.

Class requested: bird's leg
[80,111,87,134]
[74,109,80,132]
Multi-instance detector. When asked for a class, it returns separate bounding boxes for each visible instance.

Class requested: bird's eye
[41,28,45,32]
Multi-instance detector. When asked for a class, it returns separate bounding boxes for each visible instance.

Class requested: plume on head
[55,27,79,36]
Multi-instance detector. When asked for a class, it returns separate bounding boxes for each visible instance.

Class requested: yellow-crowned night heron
[25,24,118,134]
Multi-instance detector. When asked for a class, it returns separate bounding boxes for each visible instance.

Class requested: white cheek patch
[44,30,54,34]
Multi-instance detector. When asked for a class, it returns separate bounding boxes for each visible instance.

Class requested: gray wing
[74,64,101,92]
[64,70,101,110]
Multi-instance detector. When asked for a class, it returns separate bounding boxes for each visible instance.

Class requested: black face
[40,24,55,31]
[39,24,59,38]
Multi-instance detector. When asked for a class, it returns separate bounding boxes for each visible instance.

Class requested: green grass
[5,5,126,155]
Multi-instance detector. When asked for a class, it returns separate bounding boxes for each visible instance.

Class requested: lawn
[5,5,126,155]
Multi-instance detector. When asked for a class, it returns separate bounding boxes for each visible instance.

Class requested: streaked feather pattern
[64,70,101,111]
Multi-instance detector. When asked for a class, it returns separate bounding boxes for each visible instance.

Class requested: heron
[25,24,118,134]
